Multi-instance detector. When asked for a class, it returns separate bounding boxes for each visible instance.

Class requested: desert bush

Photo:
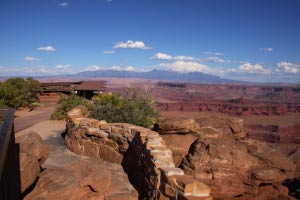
[50,94,89,120]
[0,99,8,108]
[0,77,42,108]
[90,88,159,128]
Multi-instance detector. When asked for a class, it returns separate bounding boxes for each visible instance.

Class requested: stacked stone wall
[65,107,212,200]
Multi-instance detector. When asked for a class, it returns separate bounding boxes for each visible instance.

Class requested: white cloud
[24,56,39,62]
[106,0,112,2]
[58,2,69,7]
[152,53,227,63]
[232,63,271,74]
[55,64,71,71]
[152,52,173,60]
[111,66,122,70]
[277,62,300,73]
[37,46,56,52]
[205,57,225,63]
[103,50,116,54]
[260,47,273,52]
[173,56,198,61]
[159,61,223,75]
[125,66,135,71]
[85,65,102,71]
[110,66,135,71]
[153,52,229,63]
[152,52,198,61]
[84,65,136,72]
[113,40,151,50]
[204,52,224,56]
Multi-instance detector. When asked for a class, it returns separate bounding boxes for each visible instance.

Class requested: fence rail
[0,108,21,200]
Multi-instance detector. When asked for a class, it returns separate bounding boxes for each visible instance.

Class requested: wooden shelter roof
[75,81,106,91]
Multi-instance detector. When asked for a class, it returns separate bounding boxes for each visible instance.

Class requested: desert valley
[1,0,300,200]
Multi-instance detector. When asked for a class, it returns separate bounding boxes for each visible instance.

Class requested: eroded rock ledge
[24,158,138,200]
[65,107,212,200]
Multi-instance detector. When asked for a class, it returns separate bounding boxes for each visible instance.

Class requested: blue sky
[0,0,300,82]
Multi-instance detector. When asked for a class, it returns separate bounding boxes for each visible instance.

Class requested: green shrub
[50,94,89,120]
[0,77,42,109]
[51,88,159,127]
[0,99,8,108]
[90,88,159,128]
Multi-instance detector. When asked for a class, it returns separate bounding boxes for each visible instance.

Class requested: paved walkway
[16,120,86,168]
[15,105,56,133]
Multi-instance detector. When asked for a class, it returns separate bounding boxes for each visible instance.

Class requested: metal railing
[0,108,21,200]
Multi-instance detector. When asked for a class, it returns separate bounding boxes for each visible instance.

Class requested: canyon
[106,80,300,146]
[58,107,298,199]
[109,82,300,116]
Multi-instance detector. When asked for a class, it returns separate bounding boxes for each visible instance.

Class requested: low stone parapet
[65,107,212,199]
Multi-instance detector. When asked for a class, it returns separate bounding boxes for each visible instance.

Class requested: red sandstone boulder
[196,116,246,139]
[180,117,296,199]
[161,134,197,167]
[16,131,49,164]
[16,132,50,193]
[24,159,138,200]
[159,116,246,167]
[154,119,201,135]
[19,153,40,193]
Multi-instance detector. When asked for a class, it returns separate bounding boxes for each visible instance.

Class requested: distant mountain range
[1,69,295,85]
[72,69,241,84]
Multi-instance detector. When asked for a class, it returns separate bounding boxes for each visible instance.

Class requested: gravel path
[16,120,87,168]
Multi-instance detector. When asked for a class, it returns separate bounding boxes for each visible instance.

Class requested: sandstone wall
[65,107,212,200]
[157,102,300,115]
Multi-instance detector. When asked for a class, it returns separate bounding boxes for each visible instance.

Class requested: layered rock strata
[65,107,212,199]
[157,101,300,115]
